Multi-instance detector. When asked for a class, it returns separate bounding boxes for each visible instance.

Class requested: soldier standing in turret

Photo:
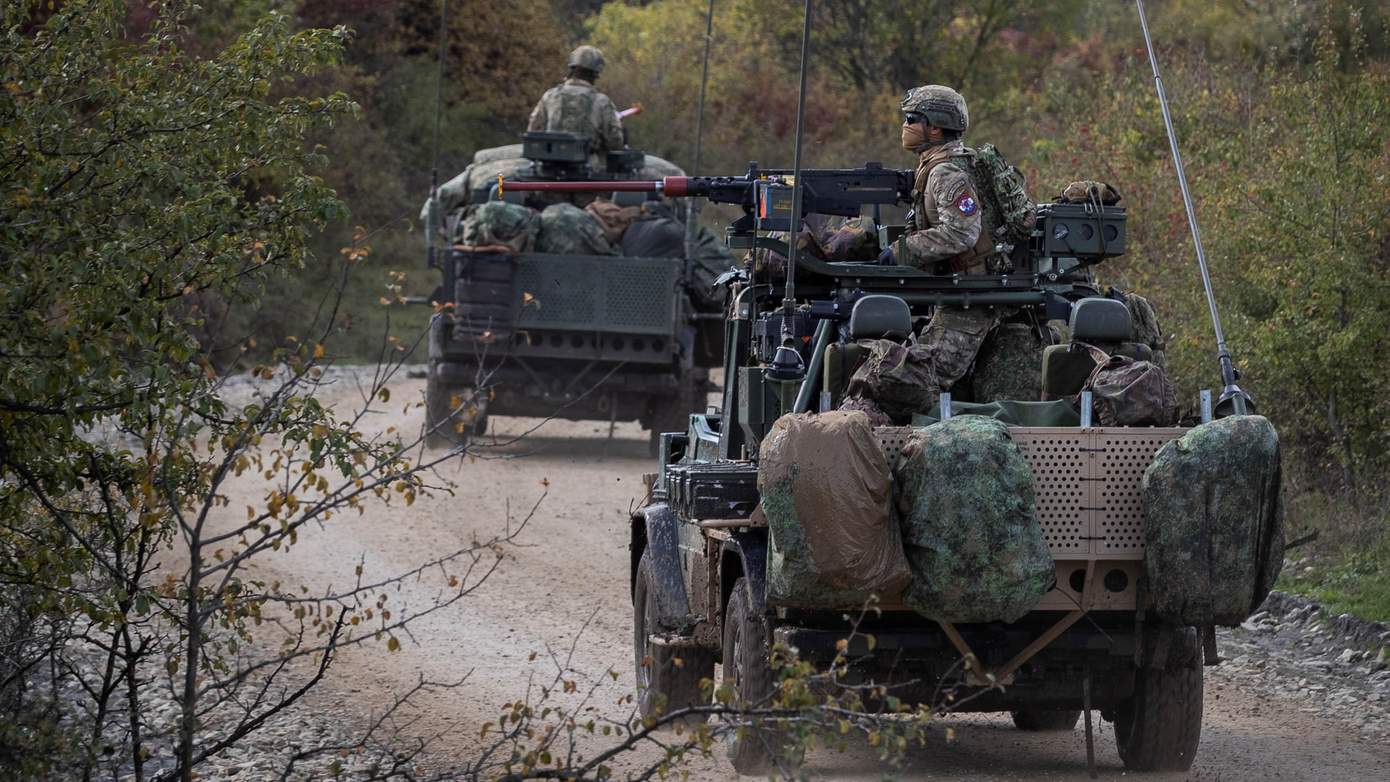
[880,85,1004,397]
[527,45,625,170]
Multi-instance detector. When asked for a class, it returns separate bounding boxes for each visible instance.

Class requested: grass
[1278,539,1390,625]
[1274,489,1390,624]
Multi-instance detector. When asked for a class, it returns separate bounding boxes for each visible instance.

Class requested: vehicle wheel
[633,551,714,728]
[1010,708,1082,731]
[424,368,475,450]
[1114,626,1203,771]
[721,578,799,776]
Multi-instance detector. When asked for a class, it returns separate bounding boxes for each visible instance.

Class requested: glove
[877,246,896,265]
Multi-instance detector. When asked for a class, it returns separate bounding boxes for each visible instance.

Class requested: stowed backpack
[970,143,1037,246]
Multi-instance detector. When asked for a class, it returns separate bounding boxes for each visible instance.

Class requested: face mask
[901,121,926,151]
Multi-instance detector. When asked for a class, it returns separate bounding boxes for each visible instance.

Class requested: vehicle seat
[823,295,912,408]
[1040,297,1153,400]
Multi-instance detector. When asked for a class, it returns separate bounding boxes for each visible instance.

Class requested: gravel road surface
[216,370,1390,781]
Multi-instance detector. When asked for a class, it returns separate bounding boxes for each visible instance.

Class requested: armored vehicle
[421,134,725,452]
[534,166,1286,775]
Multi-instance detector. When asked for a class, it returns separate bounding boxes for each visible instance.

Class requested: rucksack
[971,143,1037,245]
[1078,348,1180,427]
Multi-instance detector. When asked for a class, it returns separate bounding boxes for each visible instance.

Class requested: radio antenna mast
[684,0,717,260]
[1135,0,1250,414]
[425,0,449,270]
[767,0,812,381]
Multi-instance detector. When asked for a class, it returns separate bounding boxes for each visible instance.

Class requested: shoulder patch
[955,192,979,217]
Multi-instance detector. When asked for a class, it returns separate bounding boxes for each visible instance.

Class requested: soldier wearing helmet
[527,45,625,168]
[882,85,1006,402]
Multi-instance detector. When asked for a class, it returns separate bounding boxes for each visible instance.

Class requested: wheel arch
[719,530,768,620]
[629,503,692,632]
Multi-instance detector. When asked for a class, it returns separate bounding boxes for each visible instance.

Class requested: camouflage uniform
[904,140,989,272]
[527,46,624,167]
[900,85,1003,397]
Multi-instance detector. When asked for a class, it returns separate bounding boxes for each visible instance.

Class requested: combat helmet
[568,45,606,75]
[901,85,969,132]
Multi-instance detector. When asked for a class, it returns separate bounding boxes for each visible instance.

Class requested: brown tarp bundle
[1142,415,1284,627]
[759,411,910,606]
[584,198,642,244]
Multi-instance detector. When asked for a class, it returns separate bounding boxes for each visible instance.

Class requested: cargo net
[876,426,1185,559]
[513,256,678,335]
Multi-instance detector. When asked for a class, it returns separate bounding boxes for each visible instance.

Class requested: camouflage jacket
[526,77,624,159]
[905,140,988,271]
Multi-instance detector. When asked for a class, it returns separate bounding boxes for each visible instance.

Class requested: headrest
[1070,297,1132,343]
[849,295,912,341]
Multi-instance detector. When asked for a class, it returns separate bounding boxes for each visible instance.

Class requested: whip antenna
[767,0,812,381]
[683,0,716,259]
[1135,0,1250,414]
[783,0,812,319]
[425,0,449,270]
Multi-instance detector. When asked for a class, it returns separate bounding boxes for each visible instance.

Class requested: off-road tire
[633,551,714,728]
[1010,708,1082,731]
[424,368,471,450]
[1114,626,1203,771]
[721,578,799,776]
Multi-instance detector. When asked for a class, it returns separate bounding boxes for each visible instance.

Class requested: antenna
[684,0,716,266]
[768,0,812,381]
[1135,0,1250,414]
[425,0,449,270]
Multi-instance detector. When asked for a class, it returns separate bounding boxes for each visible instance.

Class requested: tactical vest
[913,149,994,274]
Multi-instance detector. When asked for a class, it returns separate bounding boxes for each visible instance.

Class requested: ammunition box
[521,131,589,164]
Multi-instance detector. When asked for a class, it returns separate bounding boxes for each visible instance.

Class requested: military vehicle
[420,133,726,453]
[507,162,1283,774]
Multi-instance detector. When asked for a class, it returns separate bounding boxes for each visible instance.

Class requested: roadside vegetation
[3,0,1389,779]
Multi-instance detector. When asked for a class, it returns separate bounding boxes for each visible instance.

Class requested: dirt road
[225,372,1390,781]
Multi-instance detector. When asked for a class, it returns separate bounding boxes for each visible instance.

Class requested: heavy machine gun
[502,162,1126,295]
[505,163,1128,459]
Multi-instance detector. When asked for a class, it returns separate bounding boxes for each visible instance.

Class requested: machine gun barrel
[501,164,910,221]
[499,175,753,202]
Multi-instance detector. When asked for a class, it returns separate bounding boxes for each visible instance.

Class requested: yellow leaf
[314,343,325,359]
[387,636,400,652]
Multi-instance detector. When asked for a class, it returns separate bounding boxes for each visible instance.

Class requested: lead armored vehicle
[582,165,1287,775]
[421,133,725,452]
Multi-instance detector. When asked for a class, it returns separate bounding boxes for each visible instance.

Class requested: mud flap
[633,504,692,632]
[722,531,768,616]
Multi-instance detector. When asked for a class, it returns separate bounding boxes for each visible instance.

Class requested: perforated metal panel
[1012,430,1090,554]
[513,254,680,335]
[875,425,1186,559]
[1093,430,1185,555]
[875,426,914,468]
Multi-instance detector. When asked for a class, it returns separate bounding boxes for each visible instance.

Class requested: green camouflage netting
[1142,415,1284,627]
[459,201,539,253]
[760,412,910,607]
[895,416,1054,623]
[972,322,1044,402]
[536,203,616,255]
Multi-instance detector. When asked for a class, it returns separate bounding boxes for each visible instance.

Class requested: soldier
[878,85,1005,397]
[527,45,625,169]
